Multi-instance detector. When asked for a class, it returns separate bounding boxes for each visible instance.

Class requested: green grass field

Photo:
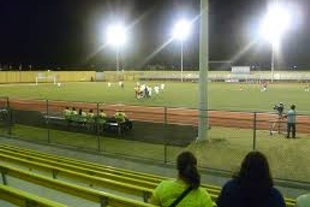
[1,81,310,186]
[0,81,309,113]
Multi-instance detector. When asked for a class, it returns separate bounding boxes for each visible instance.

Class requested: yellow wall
[0,71,96,83]
[102,71,310,81]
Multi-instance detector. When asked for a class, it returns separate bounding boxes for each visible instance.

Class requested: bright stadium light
[172,19,192,82]
[106,23,127,72]
[259,2,292,82]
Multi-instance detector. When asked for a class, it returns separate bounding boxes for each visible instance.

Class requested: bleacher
[0,144,296,207]
[0,184,67,207]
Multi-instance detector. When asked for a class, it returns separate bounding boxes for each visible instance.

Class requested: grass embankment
[4,124,310,183]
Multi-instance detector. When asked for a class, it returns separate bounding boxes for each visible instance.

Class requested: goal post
[35,72,57,85]
[230,66,251,83]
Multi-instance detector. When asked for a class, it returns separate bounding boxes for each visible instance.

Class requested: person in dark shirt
[284,104,297,138]
[216,151,285,207]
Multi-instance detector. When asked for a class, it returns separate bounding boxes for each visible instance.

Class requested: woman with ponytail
[150,151,214,207]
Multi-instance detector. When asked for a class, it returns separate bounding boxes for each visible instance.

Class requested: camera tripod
[269,114,286,135]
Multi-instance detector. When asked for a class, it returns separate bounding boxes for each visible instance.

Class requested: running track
[3,99,310,134]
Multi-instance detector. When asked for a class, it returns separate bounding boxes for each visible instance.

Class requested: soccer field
[0,81,309,113]
[1,81,310,185]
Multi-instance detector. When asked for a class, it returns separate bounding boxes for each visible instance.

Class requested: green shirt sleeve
[150,180,215,207]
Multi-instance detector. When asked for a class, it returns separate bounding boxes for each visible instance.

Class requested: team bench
[44,114,132,135]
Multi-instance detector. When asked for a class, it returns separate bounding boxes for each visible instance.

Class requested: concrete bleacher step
[0,152,154,202]
[0,143,296,207]
[0,164,156,207]
[0,184,68,207]
[0,144,220,197]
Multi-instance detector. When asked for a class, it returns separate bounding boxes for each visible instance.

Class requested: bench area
[0,144,297,207]
[44,114,133,136]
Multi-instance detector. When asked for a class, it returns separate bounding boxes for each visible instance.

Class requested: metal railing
[0,97,310,184]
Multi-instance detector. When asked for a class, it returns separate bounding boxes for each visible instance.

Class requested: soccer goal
[35,73,57,85]
[231,66,251,82]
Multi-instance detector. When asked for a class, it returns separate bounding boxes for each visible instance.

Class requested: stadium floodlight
[172,19,192,82]
[259,2,292,82]
[106,23,127,72]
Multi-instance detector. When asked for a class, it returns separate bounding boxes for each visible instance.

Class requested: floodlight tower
[172,19,192,82]
[106,23,127,72]
[260,1,292,82]
[197,0,209,141]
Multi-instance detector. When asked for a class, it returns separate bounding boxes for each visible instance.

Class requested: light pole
[197,0,209,141]
[260,2,292,82]
[116,47,120,72]
[172,19,191,82]
[106,23,127,72]
[181,40,184,82]
[271,41,276,82]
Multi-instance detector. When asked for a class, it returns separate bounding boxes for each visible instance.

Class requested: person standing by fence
[284,104,296,138]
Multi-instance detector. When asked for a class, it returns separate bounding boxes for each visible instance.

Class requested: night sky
[0,0,309,70]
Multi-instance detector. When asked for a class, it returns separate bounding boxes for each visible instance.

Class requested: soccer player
[161,83,165,90]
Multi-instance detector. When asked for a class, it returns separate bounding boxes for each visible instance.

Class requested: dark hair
[235,151,273,206]
[291,105,296,110]
[177,151,200,189]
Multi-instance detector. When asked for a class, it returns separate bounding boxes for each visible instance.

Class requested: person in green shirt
[150,151,215,207]
[77,108,87,125]
[97,109,107,132]
[114,111,127,123]
[63,107,72,121]
[86,109,96,130]
[70,107,78,123]
[296,193,310,207]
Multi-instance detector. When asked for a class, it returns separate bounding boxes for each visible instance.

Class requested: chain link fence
[2,98,310,183]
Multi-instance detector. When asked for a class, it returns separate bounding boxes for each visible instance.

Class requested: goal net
[35,72,57,85]
[230,66,251,82]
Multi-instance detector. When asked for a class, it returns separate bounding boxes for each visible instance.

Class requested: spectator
[78,108,87,125]
[63,106,71,120]
[114,111,127,123]
[296,193,310,207]
[150,151,214,207]
[97,109,107,132]
[284,104,296,138]
[87,109,95,119]
[71,107,78,116]
[99,109,107,119]
[86,109,95,130]
[70,107,78,123]
[216,151,285,207]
